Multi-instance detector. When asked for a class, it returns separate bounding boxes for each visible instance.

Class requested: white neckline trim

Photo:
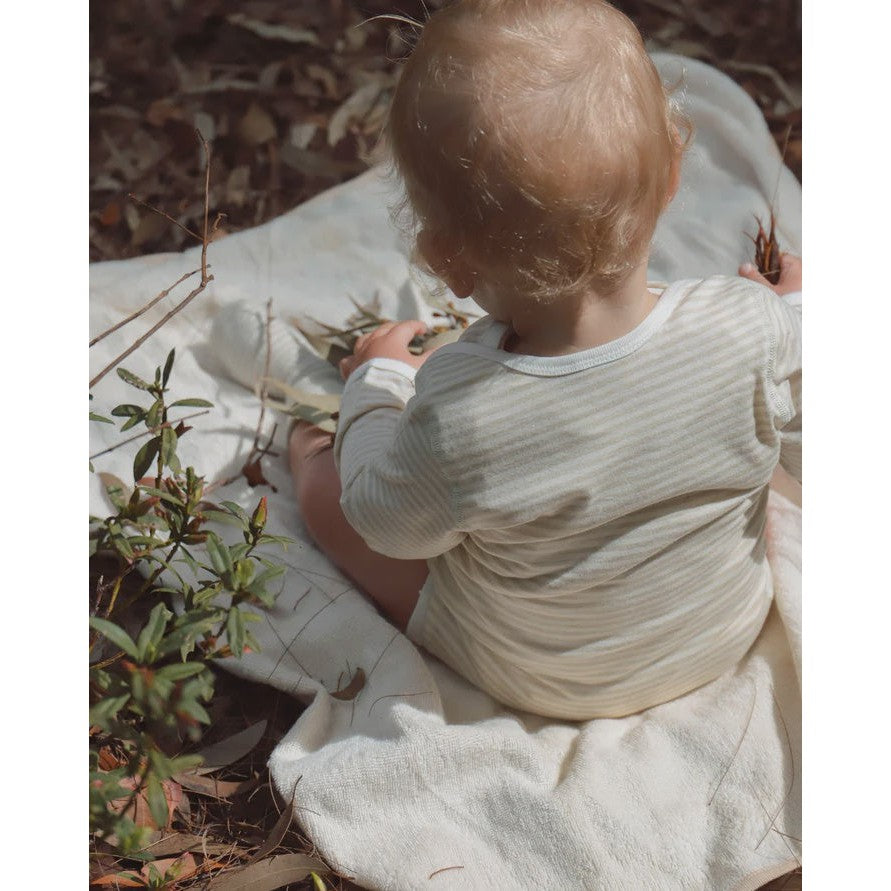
[447,280,690,377]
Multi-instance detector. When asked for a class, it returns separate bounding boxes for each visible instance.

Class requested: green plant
[89,349,289,857]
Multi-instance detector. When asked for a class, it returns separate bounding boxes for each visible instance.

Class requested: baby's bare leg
[288,422,428,631]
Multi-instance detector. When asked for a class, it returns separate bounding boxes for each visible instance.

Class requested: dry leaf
[137,833,237,859]
[306,63,339,100]
[226,13,320,46]
[145,99,183,128]
[173,771,258,799]
[208,854,329,891]
[192,720,268,775]
[238,103,277,147]
[331,667,366,701]
[99,201,122,227]
[131,211,169,248]
[327,83,383,147]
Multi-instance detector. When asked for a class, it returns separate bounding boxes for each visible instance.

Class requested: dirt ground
[89,2,802,888]
[90,0,800,263]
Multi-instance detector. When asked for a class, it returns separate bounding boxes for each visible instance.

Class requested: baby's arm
[741,254,802,485]
[333,322,464,559]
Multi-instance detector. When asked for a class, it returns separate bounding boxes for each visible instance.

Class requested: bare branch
[89,267,203,348]
[127,193,203,243]
[89,131,215,389]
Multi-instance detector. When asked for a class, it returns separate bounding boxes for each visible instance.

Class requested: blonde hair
[386,0,689,302]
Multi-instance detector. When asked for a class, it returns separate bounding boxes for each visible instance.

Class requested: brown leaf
[208,854,329,891]
[91,872,144,887]
[131,211,170,249]
[226,13,320,46]
[136,833,237,859]
[173,771,258,799]
[107,777,184,830]
[99,201,122,227]
[331,667,366,701]
[146,99,184,128]
[237,103,277,147]
[193,720,268,775]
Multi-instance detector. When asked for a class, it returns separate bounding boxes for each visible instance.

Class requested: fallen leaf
[331,667,365,701]
[146,99,183,128]
[238,103,277,147]
[91,872,143,887]
[208,854,329,891]
[137,833,236,859]
[99,201,122,227]
[226,13,320,46]
[173,771,258,799]
[327,83,383,147]
[192,720,268,774]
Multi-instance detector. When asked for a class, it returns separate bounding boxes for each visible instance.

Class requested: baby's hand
[738,253,802,296]
[339,320,431,380]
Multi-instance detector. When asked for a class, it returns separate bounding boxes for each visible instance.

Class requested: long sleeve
[763,290,802,482]
[332,358,465,559]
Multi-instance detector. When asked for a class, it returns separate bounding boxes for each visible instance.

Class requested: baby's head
[387,0,686,305]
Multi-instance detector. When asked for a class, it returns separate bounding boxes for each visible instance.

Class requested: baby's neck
[503,263,657,357]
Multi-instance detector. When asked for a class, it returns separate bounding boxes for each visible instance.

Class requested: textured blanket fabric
[89,55,802,890]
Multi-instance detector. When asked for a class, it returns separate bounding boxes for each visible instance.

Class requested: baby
[289,0,802,720]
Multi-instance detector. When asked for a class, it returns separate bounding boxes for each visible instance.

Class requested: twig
[90,129,215,389]
[90,268,204,348]
[89,409,210,460]
[127,194,203,243]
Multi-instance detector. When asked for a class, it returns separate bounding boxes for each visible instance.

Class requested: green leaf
[200,509,245,528]
[136,603,172,663]
[146,773,169,829]
[205,533,233,578]
[88,693,131,727]
[170,398,214,408]
[162,349,175,387]
[168,753,204,774]
[117,367,152,391]
[90,411,114,424]
[111,404,145,417]
[133,436,161,481]
[99,472,131,511]
[177,697,211,724]
[226,609,246,657]
[89,618,139,660]
[234,559,255,589]
[160,426,178,468]
[121,414,144,432]
[156,662,208,682]
[137,485,184,507]
[145,399,163,429]
[221,501,250,524]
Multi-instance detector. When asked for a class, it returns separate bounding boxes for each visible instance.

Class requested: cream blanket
[89,54,802,889]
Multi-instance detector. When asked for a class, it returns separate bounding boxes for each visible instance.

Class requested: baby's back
[408,275,801,718]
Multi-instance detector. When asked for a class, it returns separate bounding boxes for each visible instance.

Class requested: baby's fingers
[738,262,772,288]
